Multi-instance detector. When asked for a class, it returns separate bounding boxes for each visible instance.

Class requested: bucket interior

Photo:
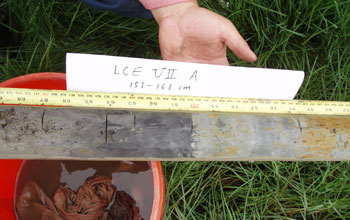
[0,73,164,220]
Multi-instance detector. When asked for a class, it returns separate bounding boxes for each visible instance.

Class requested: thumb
[222,21,257,63]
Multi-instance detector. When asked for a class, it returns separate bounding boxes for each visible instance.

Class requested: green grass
[1,0,350,219]
[164,161,350,219]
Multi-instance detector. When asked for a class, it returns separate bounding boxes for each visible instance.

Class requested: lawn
[1,0,350,219]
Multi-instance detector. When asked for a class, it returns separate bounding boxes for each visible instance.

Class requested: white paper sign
[66,53,304,100]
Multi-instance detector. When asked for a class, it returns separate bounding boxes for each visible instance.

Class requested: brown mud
[15,160,154,220]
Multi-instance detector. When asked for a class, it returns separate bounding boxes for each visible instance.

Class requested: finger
[222,21,257,63]
[161,52,229,66]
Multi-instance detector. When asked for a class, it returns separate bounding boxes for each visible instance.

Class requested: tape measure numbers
[0,88,349,116]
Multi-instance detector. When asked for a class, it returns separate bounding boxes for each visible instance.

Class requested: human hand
[151,1,257,65]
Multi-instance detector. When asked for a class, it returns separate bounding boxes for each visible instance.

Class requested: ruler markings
[0,88,349,116]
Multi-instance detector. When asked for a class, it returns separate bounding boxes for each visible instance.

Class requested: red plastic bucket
[0,73,165,220]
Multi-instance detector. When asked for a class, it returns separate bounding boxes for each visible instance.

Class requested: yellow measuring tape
[0,87,349,116]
